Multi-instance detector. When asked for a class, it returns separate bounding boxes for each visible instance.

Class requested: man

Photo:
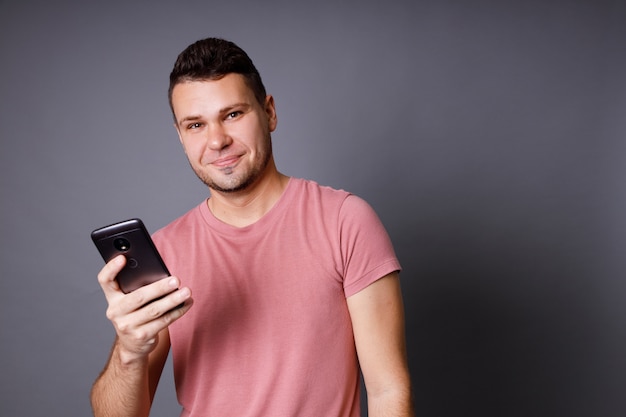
[91,37,413,417]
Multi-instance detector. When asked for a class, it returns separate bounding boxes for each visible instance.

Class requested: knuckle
[132,329,148,343]
[116,320,129,333]
[161,312,173,326]
[133,291,147,307]
[146,303,161,319]
[97,270,110,285]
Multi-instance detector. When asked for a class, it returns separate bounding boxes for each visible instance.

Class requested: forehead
[171,74,256,115]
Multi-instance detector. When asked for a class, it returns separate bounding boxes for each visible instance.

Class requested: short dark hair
[168,37,267,116]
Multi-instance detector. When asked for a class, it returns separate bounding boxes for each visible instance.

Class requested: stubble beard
[192,139,273,194]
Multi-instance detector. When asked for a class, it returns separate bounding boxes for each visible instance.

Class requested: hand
[97,255,193,364]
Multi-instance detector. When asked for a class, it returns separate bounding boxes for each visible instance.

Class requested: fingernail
[169,277,179,288]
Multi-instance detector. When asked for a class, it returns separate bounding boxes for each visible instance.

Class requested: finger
[140,286,193,323]
[97,255,126,296]
[160,294,194,325]
[118,289,193,341]
[125,276,182,312]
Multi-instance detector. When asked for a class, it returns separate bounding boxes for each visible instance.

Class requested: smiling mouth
[212,155,241,169]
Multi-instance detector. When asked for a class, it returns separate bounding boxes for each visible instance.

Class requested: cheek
[181,140,206,163]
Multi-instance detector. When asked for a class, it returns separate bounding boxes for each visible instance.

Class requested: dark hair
[168,37,267,116]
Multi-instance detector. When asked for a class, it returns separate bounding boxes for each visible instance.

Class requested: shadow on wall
[397,202,620,417]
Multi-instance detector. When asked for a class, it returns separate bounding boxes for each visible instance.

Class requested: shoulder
[289,177,383,221]
[289,177,352,207]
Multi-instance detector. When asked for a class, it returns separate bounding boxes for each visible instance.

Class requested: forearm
[90,340,152,417]
[348,273,414,416]
[367,385,414,417]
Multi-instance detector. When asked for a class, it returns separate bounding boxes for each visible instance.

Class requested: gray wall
[1,1,625,416]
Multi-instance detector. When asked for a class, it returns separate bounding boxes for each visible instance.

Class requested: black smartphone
[91,218,170,294]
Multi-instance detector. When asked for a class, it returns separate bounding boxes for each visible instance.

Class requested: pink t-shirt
[153,178,401,417]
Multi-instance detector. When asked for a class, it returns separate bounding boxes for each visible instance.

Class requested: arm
[90,330,170,417]
[347,272,414,417]
[90,255,193,417]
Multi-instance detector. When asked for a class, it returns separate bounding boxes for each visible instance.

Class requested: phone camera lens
[113,238,131,252]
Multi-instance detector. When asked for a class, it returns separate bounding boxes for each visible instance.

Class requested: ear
[174,124,189,157]
[264,95,278,132]
[174,123,184,145]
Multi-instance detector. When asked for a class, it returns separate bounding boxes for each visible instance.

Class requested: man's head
[168,38,267,119]
[169,38,278,195]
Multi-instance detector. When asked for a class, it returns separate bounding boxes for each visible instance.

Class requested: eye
[187,122,202,130]
[226,111,242,120]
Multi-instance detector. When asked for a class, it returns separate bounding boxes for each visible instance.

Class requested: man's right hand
[97,255,193,364]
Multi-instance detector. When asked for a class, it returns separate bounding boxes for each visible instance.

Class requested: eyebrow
[177,114,203,127]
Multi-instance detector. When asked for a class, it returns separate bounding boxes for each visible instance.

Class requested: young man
[91,37,413,417]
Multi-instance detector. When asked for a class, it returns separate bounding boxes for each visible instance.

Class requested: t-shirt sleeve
[339,195,401,297]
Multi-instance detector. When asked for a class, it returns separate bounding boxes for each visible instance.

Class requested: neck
[207,164,289,228]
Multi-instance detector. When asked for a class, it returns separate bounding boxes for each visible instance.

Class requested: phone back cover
[91,219,170,293]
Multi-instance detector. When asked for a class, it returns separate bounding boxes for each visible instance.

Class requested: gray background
[1,0,625,416]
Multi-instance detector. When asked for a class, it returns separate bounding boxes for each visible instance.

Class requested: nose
[206,122,232,151]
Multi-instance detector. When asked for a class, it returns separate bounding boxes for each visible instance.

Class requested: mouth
[211,155,241,169]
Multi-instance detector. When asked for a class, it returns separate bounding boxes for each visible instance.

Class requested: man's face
[171,74,277,193]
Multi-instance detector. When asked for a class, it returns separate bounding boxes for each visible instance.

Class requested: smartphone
[91,218,170,293]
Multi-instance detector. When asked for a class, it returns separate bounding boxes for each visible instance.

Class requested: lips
[211,155,241,168]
